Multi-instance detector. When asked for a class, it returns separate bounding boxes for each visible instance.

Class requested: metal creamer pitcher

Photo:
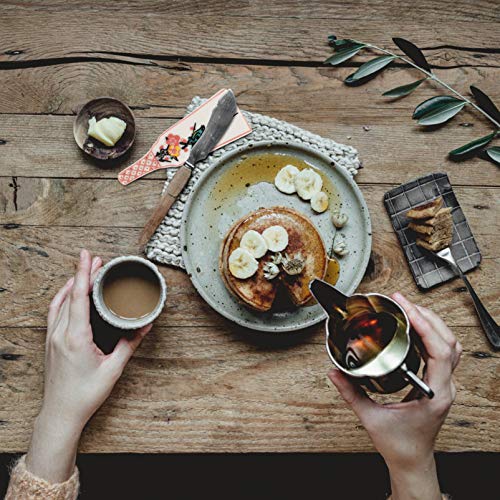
[309,279,434,398]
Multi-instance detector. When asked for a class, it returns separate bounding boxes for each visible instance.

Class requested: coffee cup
[92,256,167,330]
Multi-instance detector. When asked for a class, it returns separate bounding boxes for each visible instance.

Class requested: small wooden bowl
[73,97,136,161]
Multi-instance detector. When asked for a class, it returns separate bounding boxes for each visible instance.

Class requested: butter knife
[138,90,238,249]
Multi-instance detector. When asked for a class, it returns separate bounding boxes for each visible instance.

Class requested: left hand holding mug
[26,250,152,483]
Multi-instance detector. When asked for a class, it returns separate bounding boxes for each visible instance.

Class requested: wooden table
[0,0,498,454]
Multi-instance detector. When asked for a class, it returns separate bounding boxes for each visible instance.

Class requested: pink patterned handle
[117,89,252,186]
[117,151,166,185]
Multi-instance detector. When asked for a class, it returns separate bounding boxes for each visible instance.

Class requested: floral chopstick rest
[117,89,252,185]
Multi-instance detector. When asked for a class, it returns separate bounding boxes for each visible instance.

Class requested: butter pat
[88,116,127,147]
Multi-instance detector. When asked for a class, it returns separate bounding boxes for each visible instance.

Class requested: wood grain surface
[0,0,498,453]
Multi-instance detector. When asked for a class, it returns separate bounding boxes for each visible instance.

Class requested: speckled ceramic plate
[180,141,371,332]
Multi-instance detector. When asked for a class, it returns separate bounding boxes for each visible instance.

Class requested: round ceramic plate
[180,141,371,332]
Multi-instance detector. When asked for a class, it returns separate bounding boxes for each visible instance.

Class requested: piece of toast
[409,222,433,235]
[406,197,443,220]
[417,207,452,226]
[418,226,453,244]
[409,215,452,235]
[416,236,452,252]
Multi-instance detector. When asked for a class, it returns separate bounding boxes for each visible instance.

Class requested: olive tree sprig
[325,36,500,164]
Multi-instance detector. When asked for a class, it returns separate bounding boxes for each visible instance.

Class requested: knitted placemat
[146,96,362,268]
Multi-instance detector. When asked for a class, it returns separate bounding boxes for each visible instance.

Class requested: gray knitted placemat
[146,96,362,269]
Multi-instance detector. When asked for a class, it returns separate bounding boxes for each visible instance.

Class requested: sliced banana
[262,225,289,252]
[228,248,259,279]
[311,191,329,213]
[294,168,323,200]
[240,230,268,258]
[275,164,300,194]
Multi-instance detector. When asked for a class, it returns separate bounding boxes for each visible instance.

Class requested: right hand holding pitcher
[328,293,462,500]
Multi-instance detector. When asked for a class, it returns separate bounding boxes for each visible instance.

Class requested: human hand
[26,249,151,482]
[328,292,461,499]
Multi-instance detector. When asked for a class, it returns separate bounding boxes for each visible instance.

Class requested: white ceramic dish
[180,141,371,333]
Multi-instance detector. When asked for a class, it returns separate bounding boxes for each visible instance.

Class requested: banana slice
[275,164,300,194]
[228,248,259,279]
[311,191,329,213]
[240,230,268,258]
[262,225,289,252]
[294,168,323,200]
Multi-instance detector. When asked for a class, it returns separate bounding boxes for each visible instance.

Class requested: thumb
[328,368,376,420]
[106,324,152,373]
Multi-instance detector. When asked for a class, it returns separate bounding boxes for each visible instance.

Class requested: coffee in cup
[93,256,167,330]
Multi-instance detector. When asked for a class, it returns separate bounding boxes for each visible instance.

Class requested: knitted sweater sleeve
[5,455,79,500]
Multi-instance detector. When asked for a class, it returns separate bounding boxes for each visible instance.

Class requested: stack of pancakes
[407,197,453,251]
[220,207,327,312]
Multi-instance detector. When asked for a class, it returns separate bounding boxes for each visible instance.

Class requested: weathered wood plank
[0,178,497,235]
[0,112,498,187]
[0,226,497,329]
[1,0,498,22]
[0,62,498,118]
[0,325,497,453]
[0,8,498,64]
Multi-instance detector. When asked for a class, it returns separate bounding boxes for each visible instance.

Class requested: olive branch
[325,36,500,165]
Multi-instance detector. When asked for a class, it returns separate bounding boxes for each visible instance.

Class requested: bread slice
[408,217,453,237]
[408,198,454,252]
[418,226,453,244]
[406,197,443,219]
[418,207,452,226]
[409,222,434,235]
[416,237,451,252]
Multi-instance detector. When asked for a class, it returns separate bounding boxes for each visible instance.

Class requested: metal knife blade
[138,90,238,249]
[186,89,238,167]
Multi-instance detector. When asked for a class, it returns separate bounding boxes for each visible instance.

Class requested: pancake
[220,207,327,312]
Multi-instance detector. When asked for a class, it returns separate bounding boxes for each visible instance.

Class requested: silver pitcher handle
[400,364,434,399]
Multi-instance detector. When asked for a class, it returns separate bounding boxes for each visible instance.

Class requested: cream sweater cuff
[5,454,79,500]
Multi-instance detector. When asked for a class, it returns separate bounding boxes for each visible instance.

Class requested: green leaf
[470,86,500,123]
[417,100,466,126]
[327,34,338,46]
[324,43,365,65]
[392,38,432,73]
[412,96,466,125]
[413,96,462,120]
[328,36,359,50]
[485,146,500,164]
[344,55,396,83]
[449,131,496,158]
[382,78,427,98]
